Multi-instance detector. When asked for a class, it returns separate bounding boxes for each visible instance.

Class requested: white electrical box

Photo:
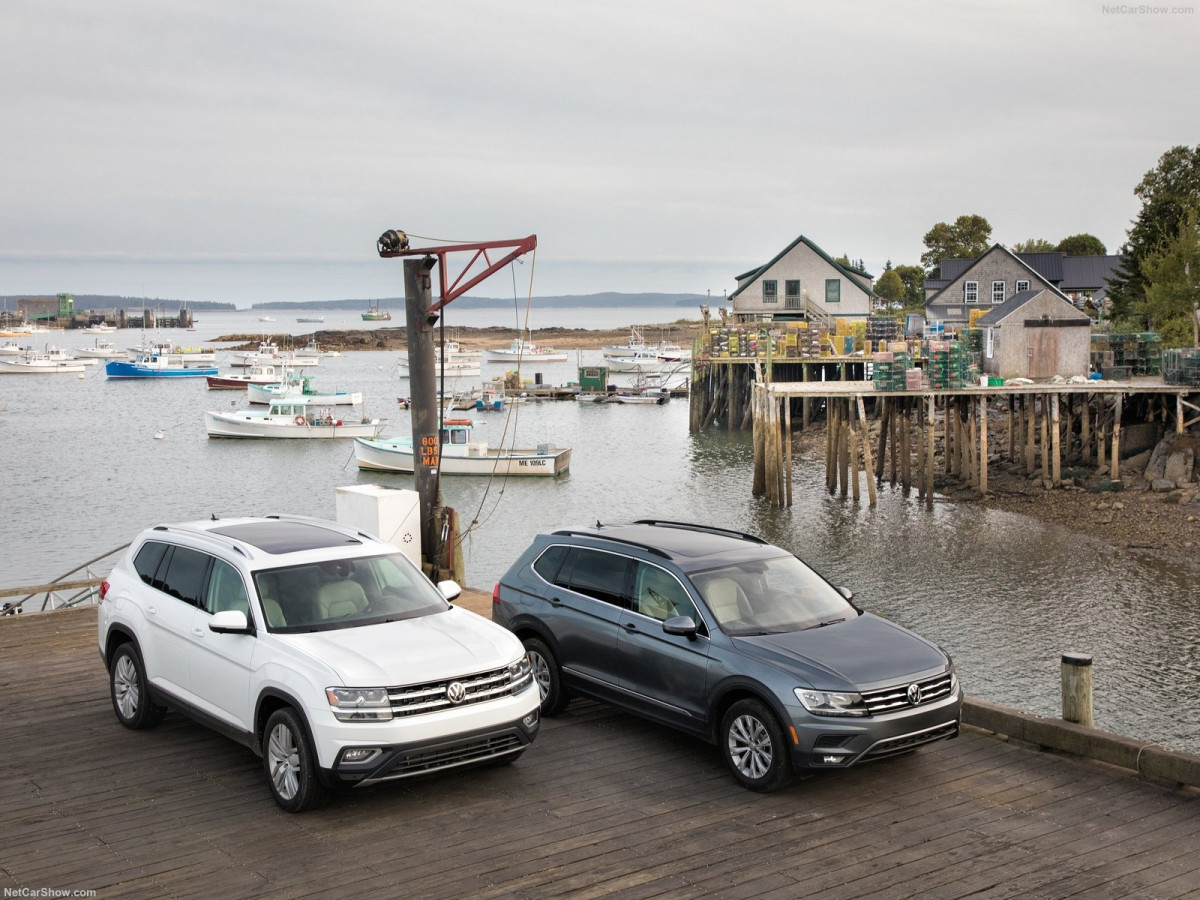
[334,484,422,567]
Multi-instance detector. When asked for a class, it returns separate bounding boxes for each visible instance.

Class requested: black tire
[720,698,793,792]
[524,637,568,716]
[262,707,330,813]
[109,643,167,730]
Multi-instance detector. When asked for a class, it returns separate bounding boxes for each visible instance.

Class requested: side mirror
[210,609,252,634]
[437,580,462,603]
[663,615,698,639]
[837,586,863,613]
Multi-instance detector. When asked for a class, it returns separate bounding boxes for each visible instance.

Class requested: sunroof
[210,521,362,554]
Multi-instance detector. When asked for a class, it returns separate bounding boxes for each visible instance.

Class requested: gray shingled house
[730,235,878,324]
[976,288,1092,380]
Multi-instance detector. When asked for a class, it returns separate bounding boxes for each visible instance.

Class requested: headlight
[326,687,393,722]
[508,654,533,685]
[795,688,869,717]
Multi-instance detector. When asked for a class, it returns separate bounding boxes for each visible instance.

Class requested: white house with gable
[729,235,877,323]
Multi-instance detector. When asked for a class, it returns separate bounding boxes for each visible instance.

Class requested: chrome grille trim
[861,673,954,715]
[388,667,533,716]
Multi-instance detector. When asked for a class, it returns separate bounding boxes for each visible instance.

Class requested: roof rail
[149,523,255,558]
[631,519,768,545]
[549,529,672,560]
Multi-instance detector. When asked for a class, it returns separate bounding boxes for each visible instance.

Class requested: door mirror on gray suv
[662,615,698,639]
[209,609,252,634]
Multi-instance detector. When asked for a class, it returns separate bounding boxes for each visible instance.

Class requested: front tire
[523,637,568,715]
[720,698,793,792]
[263,708,330,812]
[109,643,167,730]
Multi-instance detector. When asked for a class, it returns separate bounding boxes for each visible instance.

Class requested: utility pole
[377,229,537,578]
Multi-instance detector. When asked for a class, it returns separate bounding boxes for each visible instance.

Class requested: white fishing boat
[258,315,276,322]
[74,338,125,360]
[0,340,29,356]
[205,399,384,439]
[246,371,362,406]
[354,419,570,476]
[484,337,568,364]
[0,347,87,374]
[81,322,116,334]
[602,326,691,363]
[205,363,286,390]
[231,341,320,367]
[612,387,671,405]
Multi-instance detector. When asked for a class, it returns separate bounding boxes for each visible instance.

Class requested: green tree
[874,269,905,309]
[1108,145,1200,318]
[1139,205,1200,347]
[894,264,926,308]
[1056,233,1107,256]
[1011,238,1056,253]
[921,215,992,271]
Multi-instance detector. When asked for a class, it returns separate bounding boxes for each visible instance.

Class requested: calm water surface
[2,311,1197,753]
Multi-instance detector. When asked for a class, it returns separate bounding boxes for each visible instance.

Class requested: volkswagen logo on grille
[906,682,923,705]
[446,681,467,705]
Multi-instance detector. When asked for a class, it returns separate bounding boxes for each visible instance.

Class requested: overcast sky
[3,0,1198,307]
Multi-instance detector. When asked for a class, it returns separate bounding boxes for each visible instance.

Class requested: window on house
[763,280,778,304]
[825,279,841,303]
[785,279,801,309]
[985,327,994,359]
[1016,280,1030,293]
[992,281,1005,304]
[964,281,978,304]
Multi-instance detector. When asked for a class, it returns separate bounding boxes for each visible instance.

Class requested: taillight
[99,579,110,601]
[492,583,501,604]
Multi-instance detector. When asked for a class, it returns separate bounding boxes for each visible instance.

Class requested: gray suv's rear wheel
[721,698,793,792]
[263,707,330,812]
[109,643,167,730]
[523,637,568,715]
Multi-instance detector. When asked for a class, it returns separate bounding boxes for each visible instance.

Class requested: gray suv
[492,520,961,792]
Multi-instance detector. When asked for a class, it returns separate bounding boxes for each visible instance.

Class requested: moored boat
[126,339,217,366]
[106,351,218,379]
[484,338,568,364]
[0,347,87,374]
[246,371,362,406]
[361,299,391,321]
[205,363,286,390]
[74,338,125,360]
[205,399,384,439]
[354,419,570,476]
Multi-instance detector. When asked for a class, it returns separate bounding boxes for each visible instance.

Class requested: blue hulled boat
[106,352,218,379]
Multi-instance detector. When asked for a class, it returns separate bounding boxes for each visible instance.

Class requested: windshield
[691,554,854,636]
[253,553,447,633]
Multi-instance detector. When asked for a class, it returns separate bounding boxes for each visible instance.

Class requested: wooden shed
[977,288,1092,380]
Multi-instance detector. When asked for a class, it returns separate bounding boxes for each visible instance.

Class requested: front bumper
[788,688,963,770]
[318,706,540,788]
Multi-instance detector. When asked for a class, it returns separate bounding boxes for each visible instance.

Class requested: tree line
[871,144,1199,348]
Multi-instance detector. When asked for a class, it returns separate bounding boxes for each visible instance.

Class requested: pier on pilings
[750,380,1200,508]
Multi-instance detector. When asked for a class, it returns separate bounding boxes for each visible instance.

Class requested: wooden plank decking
[2,603,1199,899]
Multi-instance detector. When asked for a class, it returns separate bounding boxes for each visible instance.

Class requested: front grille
[388,734,525,777]
[389,665,532,716]
[862,720,959,760]
[860,672,954,715]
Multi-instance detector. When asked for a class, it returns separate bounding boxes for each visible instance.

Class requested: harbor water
[1,308,1197,754]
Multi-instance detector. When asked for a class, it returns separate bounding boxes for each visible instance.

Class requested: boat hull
[0,360,86,374]
[354,438,570,476]
[246,384,363,405]
[107,361,218,378]
[205,412,383,439]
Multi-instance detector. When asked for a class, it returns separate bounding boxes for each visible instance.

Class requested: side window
[204,558,250,618]
[532,544,569,584]
[825,279,841,303]
[133,541,169,589]
[158,546,211,608]
[632,562,697,623]
[558,548,630,607]
[762,280,778,304]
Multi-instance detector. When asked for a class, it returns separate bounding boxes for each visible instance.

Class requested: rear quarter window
[133,541,169,589]
[532,544,569,583]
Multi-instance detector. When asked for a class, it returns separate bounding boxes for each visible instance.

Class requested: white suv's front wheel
[262,707,330,812]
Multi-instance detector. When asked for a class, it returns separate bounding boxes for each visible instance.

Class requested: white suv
[97,515,540,811]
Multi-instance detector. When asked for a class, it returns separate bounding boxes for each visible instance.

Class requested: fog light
[523,709,540,729]
[342,748,379,764]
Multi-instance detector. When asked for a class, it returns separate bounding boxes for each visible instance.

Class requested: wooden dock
[3,602,1199,899]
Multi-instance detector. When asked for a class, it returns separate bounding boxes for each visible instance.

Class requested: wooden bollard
[1061,652,1094,727]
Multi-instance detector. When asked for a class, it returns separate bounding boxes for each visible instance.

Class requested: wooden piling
[1061,652,1094,727]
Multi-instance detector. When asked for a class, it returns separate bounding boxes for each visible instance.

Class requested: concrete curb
[964,697,1200,790]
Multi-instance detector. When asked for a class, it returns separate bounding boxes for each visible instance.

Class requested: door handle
[146,606,156,615]
[623,621,639,632]
[191,627,204,637]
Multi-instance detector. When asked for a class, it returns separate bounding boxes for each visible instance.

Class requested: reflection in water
[2,349,1197,753]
